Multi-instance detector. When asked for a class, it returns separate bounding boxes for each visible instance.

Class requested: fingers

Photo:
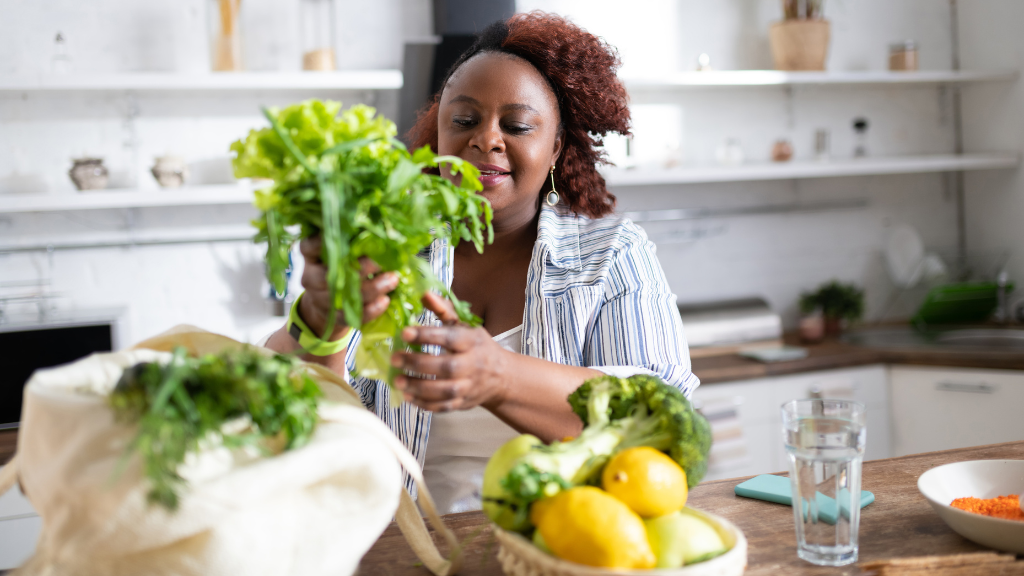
[401,325,480,353]
[391,351,463,379]
[361,270,398,302]
[422,292,460,325]
[395,375,472,412]
[299,236,322,263]
[358,256,382,276]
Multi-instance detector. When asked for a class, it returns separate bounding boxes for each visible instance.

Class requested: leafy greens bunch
[109,347,322,510]
[231,99,493,389]
[483,374,712,531]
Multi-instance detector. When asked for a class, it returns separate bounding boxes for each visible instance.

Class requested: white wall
[520,0,968,324]
[960,0,1024,316]
[1,0,995,346]
[0,0,431,344]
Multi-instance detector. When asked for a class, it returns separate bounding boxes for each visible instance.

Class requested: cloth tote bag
[0,326,461,576]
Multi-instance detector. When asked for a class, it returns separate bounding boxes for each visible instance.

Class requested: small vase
[69,158,109,191]
[824,316,843,336]
[769,19,830,71]
[151,156,189,188]
[799,315,825,343]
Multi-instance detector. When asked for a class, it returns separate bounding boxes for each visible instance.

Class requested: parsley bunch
[231,100,493,391]
[109,347,322,510]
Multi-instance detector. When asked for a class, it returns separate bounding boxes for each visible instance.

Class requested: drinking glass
[781,399,866,566]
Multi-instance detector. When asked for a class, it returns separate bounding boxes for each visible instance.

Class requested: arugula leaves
[109,347,322,510]
[231,100,493,393]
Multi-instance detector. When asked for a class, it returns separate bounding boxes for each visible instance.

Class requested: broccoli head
[569,374,712,489]
[484,373,713,532]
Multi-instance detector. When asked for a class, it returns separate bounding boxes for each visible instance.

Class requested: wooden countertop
[357,441,1024,576]
[692,333,1024,385]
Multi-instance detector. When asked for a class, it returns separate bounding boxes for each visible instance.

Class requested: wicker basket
[493,509,747,576]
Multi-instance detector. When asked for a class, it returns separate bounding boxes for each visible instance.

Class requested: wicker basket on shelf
[492,509,748,576]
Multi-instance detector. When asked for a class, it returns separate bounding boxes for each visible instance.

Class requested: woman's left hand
[390,293,511,412]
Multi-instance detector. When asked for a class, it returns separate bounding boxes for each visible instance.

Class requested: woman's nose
[469,118,505,153]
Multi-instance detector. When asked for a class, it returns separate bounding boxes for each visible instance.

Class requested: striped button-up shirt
[344,202,699,486]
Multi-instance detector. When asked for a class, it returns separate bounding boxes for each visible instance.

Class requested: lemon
[602,446,688,518]
[534,486,656,569]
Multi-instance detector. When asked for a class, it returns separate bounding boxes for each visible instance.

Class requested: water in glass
[783,400,866,566]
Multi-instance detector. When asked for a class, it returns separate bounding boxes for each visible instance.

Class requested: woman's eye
[452,116,475,127]
[504,123,532,135]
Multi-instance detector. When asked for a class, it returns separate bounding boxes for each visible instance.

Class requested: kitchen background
[0,0,1021,347]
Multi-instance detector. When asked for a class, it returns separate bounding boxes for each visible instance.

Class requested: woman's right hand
[297,235,398,341]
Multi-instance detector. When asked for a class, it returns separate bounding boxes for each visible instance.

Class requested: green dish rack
[912,281,1011,328]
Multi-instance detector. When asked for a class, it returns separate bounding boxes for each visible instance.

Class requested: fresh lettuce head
[231,100,492,394]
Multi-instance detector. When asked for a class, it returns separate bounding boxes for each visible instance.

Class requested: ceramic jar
[151,156,189,188]
[68,158,109,191]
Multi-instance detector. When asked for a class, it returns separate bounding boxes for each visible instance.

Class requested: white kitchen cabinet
[691,364,890,482]
[0,473,40,570]
[890,366,1024,456]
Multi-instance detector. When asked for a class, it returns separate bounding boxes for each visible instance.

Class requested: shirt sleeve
[585,224,701,397]
[344,330,377,412]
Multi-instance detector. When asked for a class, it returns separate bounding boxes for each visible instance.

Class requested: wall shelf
[0,71,403,92]
[3,152,1018,213]
[0,184,255,214]
[602,153,1020,186]
[622,70,1018,89]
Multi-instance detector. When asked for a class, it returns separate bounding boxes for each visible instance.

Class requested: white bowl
[917,459,1024,554]
[493,508,747,576]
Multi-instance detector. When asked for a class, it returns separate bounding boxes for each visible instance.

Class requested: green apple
[644,509,729,568]
[482,434,541,532]
[531,529,552,555]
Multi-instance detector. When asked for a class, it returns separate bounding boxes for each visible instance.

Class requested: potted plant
[770,0,830,71]
[800,280,864,336]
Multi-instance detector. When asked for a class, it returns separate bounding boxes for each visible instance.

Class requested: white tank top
[421,325,523,515]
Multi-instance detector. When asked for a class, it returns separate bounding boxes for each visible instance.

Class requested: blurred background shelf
[0,184,255,213]
[0,71,403,92]
[602,152,1020,186]
[622,70,1018,89]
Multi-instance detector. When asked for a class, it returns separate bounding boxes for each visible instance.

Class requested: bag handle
[318,404,463,576]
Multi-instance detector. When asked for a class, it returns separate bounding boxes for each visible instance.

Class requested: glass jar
[209,0,243,71]
[889,41,918,72]
[301,0,337,71]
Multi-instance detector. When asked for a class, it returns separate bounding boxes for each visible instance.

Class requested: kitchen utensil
[734,474,874,525]
[301,0,337,71]
[917,460,1024,554]
[912,282,1004,327]
[677,297,783,350]
[889,41,918,71]
[782,399,866,566]
[492,508,747,576]
[814,129,830,161]
[68,157,108,190]
[771,139,793,162]
[209,0,243,71]
[852,118,869,157]
[884,223,925,288]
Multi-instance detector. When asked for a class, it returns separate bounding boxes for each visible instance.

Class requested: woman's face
[437,52,563,227]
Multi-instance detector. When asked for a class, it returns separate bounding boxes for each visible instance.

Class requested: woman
[266,12,698,514]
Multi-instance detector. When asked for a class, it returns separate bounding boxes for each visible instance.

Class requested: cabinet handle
[935,382,996,394]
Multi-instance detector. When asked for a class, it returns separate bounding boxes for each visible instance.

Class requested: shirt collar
[536,202,582,271]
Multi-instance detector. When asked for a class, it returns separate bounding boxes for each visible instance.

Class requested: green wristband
[287,292,354,356]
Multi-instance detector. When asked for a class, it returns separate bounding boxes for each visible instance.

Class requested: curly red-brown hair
[406,11,630,219]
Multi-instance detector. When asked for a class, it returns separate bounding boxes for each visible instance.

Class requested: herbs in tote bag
[109,347,322,510]
[231,100,493,394]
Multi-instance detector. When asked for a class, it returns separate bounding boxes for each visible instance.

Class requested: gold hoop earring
[546,165,559,206]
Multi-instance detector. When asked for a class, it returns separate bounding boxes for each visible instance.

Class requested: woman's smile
[475,163,512,188]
